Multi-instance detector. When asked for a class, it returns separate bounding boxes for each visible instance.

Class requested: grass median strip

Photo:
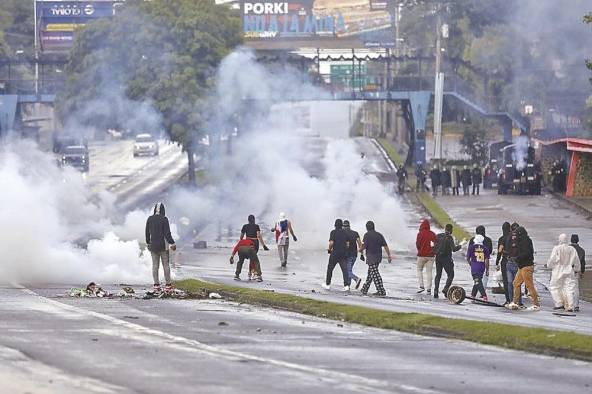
[176,279,592,362]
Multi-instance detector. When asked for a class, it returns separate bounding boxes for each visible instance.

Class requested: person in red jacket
[416,219,437,294]
[230,238,262,282]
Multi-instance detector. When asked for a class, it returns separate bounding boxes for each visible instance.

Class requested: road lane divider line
[18,287,440,394]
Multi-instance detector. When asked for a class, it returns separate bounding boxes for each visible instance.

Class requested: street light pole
[34,0,39,95]
[433,12,444,160]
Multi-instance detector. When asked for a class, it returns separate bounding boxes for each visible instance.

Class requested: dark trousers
[471,273,486,297]
[236,247,261,276]
[462,184,470,195]
[434,258,454,294]
[361,264,385,295]
[500,259,510,303]
[326,255,348,286]
[472,184,480,195]
[452,187,459,195]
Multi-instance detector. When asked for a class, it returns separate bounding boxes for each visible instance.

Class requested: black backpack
[434,233,451,257]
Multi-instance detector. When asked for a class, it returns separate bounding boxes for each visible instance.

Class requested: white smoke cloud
[0,139,152,284]
[513,135,529,170]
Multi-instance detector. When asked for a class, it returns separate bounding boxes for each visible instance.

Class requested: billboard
[241,0,397,48]
[36,1,124,52]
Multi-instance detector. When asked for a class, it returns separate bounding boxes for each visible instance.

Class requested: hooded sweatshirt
[145,202,175,253]
[547,234,578,279]
[467,234,490,275]
[416,219,437,257]
[496,222,511,265]
[469,225,493,256]
[514,227,534,268]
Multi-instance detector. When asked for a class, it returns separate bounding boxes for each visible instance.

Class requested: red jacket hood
[419,219,431,231]
[416,220,437,257]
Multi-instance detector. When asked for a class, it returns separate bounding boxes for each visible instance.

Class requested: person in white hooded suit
[546,234,578,312]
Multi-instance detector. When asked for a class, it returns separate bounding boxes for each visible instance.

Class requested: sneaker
[442,289,449,296]
[247,273,252,281]
[255,276,263,282]
[518,304,527,310]
[342,285,350,292]
[321,283,330,290]
[233,275,241,281]
[553,306,565,310]
[528,305,541,311]
[153,284,161,292]
[355,278,362,290]
[574,307,580,312]
[426,289,431,294]
[481,295,488,302]
[506,302,519,310]
[372,292,386,297]
[434,292,439,299]
[417,287,425,294]
[281,262,287,268]
[164,284,174,293]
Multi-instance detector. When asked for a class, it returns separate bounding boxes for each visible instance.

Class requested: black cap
[571,234,579,244]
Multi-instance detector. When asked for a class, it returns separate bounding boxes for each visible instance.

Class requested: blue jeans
[506,260,522,304]
[347,255,359,285]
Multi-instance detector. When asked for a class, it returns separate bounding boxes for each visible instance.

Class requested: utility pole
[433,11,445,160]
[34,0,39,95]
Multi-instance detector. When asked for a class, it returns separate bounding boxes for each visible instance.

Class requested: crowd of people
[415,219,586,312]
[144,203,585,312]
[411,164,486,196]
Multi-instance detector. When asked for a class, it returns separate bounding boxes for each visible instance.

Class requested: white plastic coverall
[546,234,578,310]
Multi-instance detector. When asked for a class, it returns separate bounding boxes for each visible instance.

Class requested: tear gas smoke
[513,135,529,171]
[166,48,413,250]
[0,139,154,284]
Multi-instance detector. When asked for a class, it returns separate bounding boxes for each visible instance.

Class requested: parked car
[61,145,89,172]
[133,134,159,157]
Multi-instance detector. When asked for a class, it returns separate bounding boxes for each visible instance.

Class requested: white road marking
[19,287,440,394]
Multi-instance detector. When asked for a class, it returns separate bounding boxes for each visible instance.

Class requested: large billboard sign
[36,1,124,53]
[241,0,396,48]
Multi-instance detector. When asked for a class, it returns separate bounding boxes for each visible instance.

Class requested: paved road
[84,139,186,209]
[177,137,592,335]
[0,285,590,394]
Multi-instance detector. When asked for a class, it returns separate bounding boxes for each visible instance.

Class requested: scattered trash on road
[209,292,222,299]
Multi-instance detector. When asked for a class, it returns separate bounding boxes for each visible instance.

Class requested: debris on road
[209,292,222,299]
[118,286,136,297]
[68,282,112,298]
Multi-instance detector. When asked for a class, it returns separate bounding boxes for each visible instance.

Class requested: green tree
[460,123,489,164]
[58,0,241,182]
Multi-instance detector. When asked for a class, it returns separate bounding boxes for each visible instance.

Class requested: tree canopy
[57,0,242,181]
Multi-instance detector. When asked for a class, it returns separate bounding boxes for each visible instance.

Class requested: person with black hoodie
[507,226,540,311]
[322,219,350,291]
[433,224,464,298]
[145,202,176,292]
[468,225,493,255]
[495,222,512,305]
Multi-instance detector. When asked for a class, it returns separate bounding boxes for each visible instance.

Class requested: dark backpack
[434,233,451,257]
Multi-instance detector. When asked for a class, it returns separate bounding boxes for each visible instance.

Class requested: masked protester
[416,219,437,294]
[359,221,392,297]
[507,226,540,311]
[570,234,586,312]
[145,202,176,292]
[471,165,482,195]
[467,234,490,301]
[323,219,350,291]
[496,222,512,305]
[433,224,464,298]
[547,234,579,312]
[451,166,460,196]
[461,166,472,195]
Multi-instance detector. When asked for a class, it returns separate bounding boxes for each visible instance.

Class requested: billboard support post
[34,0,39,95]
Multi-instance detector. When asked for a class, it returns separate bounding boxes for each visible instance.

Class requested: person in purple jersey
[466,234,491,301]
